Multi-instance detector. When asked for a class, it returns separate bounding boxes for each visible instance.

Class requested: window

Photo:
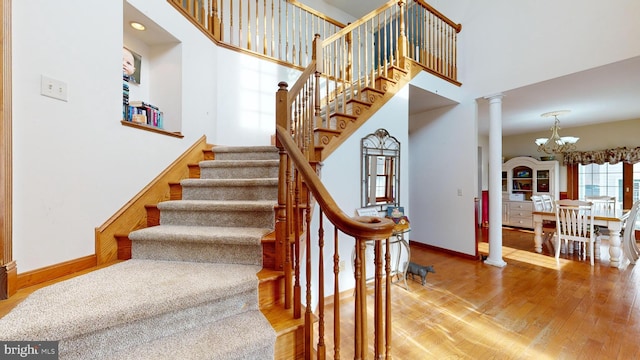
[578,162,623,200]
[361,129,400,210]
[634,163,640,203]
[374,156,395,202]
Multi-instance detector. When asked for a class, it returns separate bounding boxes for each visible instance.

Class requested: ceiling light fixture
[535,110,579,154]
[130,22,146,31]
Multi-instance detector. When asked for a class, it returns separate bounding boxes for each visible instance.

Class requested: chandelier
[535,110,579,154]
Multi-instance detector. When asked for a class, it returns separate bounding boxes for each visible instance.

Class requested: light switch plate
[41,75,68,101]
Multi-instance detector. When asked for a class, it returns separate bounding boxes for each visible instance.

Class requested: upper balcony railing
[169,0,346,68]
[169,0,461,84]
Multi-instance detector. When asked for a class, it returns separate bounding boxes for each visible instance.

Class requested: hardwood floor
[3,228,640,359]
[317,227,640,359]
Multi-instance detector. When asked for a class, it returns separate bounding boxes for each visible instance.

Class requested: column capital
[484,93,504,103]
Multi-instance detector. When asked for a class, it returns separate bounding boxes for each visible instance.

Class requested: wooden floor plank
[316,227,640,359]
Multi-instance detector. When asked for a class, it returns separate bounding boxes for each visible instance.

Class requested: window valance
[563,146,640,165]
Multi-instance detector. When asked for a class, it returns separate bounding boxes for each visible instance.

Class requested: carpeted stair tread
[157,199,276,211]
[213,145,278,153]
[198,160,279,179]
[212,146,279,161]
[181,178,278,186]
[129,225,271,245]
[198,159,279,168]
[180,178,278,201]
[104,310,275,360]
[0,259,261,341]
[158,201,275,230]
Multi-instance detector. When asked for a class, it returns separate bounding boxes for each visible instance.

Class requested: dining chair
[585,196,616,253]
[586,196,617,214]
[536,195,556,252]
[541,194,554,211]
[531,195,544,211]
[622,200,640,264]
[555,200,595,265]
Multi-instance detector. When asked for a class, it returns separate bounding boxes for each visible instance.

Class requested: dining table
[532,207,629,268]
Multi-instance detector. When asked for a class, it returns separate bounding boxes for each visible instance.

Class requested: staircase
[0,1,463,356]
[0,146,288,359]
[313,64,411,161]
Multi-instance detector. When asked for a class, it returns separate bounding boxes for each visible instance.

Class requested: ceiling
[472,56,640,136]
[327,0,640,137]
[410,56,640,136]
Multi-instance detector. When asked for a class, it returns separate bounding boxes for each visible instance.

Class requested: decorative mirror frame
[361,128,401,211]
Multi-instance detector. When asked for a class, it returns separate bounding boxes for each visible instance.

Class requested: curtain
[563,146,640,165]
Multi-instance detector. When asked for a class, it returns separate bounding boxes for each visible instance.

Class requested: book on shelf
[132,113,147,124]
[129,100,158,109]
[124,100,163,129]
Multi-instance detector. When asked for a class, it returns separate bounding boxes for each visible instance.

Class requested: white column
[484,94,507,267]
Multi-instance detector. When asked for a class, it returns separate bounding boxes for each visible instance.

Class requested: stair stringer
[316,62,431,161]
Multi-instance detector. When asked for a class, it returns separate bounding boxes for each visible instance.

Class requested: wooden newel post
[275,82,291,309]
[276,82,289,134]
[397,0,408,68]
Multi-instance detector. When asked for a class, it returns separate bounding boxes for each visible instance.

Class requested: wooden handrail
[276,33,395,355]
[414,0,462,32]
[287,61,317,104]
[276,126,394,239]
[322,1,398,45]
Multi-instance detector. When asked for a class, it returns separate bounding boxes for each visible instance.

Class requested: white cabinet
[502,157,559,229]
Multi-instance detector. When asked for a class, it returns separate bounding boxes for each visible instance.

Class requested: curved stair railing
[274,37,396,355]
[272,2,461,357]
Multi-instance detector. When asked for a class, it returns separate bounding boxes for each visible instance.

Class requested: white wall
[10,0,300,272]
[405,67,478,256]
[215,47,302,146]
[13,1,126,271]
[434,0,640,98]
[409,101,478,256]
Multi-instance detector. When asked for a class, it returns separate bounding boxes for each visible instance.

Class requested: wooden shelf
[120,120,184,138]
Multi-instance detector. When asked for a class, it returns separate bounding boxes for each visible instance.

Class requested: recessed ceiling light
[130,22,146,31]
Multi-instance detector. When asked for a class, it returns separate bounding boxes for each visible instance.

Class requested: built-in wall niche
[123,1,182,135]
